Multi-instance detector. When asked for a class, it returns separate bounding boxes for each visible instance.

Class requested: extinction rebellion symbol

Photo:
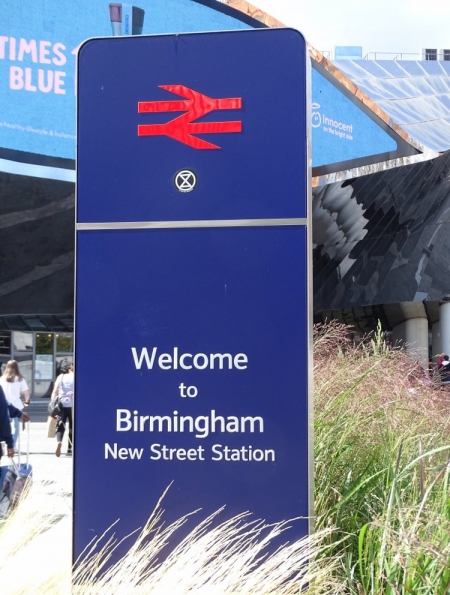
[137,85,243,149]
[174,169,197,192]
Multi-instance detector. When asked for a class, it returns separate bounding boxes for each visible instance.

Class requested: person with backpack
[51,362,74,457]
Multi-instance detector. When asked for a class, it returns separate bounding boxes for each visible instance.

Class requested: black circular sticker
[174,169,197,193]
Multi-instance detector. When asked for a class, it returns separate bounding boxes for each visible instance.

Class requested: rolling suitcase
[0,421,32,516]
[0,443,8,515]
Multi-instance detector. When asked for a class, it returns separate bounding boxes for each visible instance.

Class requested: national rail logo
[137,84,243,149]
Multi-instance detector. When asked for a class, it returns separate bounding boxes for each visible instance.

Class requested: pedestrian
[0,385,30,487]
[0,360,30,450]
[51,362,74,457]
[438,355,450,387]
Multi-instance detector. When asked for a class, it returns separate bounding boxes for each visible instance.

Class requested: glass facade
[332,58,450,152]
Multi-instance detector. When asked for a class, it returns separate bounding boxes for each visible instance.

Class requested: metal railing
[321,50,450,62]
[363,52,421,60]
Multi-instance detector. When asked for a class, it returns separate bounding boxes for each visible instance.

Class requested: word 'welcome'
[132,347,248,370]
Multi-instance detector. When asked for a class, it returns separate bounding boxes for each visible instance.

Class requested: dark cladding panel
[313,151,450,312]
[0,171,75,314]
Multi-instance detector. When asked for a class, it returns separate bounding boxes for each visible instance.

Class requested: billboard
[1,0,418,180]
[0,0,253,166]
[311,63,419,175]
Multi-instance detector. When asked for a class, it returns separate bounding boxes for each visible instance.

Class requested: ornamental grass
[314,321,450,593]
[0,484,339,594]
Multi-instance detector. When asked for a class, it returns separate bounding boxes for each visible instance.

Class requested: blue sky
[253,0,450,58]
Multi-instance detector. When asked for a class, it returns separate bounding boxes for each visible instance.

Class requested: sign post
[75,28,312,560]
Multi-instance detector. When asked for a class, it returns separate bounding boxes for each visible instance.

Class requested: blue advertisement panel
[0,0,252,161]
[311,66,397,168]
[75,29,310,560]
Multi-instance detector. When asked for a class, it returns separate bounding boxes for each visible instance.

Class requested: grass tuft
[0,485,340,594]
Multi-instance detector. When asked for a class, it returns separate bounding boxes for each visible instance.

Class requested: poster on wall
[35,354,53,379]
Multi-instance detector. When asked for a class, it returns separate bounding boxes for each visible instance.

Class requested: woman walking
[0,360,30,450]
[51,362,74,457]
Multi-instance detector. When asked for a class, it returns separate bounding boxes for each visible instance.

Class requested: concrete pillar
[432,320,442,362]
[393,318,429,368]
[392,302,429,369]
[404,317,429,368]
[440,301,450,357]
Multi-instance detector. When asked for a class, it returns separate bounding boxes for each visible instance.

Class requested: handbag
[48,373,65,417]
[47,415,57,438]
[48,395,62,417]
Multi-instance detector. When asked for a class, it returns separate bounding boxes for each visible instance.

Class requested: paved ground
[18,399,73,513]
[0,400,73,593]
[2,400,71,513]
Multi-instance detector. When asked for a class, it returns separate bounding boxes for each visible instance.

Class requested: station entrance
[0,315,73,399]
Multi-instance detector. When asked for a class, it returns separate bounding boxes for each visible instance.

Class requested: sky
[252,0,450,59]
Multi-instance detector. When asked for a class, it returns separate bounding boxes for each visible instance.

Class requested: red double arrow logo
[138,85,242,150]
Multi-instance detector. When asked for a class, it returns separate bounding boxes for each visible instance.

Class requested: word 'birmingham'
[117,409,264,439]
[132,347,248,371]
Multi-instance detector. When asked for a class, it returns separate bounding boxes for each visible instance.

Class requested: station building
[1,0,449,394]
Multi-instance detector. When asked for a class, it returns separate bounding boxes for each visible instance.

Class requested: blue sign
[75,29,311,561]
[311,66,397,168]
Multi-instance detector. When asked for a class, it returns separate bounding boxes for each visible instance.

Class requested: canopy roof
[334,59,450,152]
